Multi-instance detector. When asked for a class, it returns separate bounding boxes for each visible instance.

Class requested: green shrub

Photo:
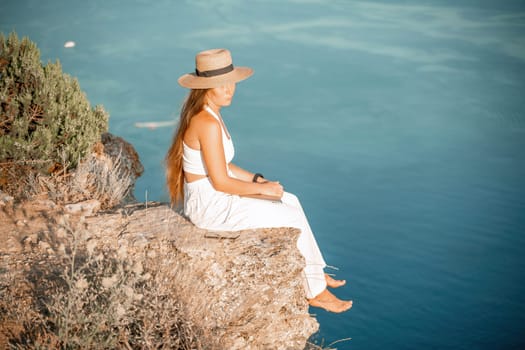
[0,32,108,194]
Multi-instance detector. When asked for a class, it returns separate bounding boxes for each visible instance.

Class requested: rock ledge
[1,200,319,349]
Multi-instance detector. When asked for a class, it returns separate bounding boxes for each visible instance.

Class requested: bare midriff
[184,172,207,183]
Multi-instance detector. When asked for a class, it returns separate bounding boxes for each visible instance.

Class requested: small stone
[230,337,247,349]
[22,233,38,244]
[55,227,68,239]
[86,239,97,255]
[64,199,101,216]
[38,241,51,251]
[33,199,56,209]
[123,285,134,299]
[6,236,22,254]
[132,261,143,275]
[115,304,126,319]
[117,245,127,259]
[0,191,14,203]
[102,275,118,289]
[75,277,89,290]
[58,243,66,254]
[56,215,70,226]
[132,233,148,249]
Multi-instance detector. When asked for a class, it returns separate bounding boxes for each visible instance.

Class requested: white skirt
[183,177,327,298]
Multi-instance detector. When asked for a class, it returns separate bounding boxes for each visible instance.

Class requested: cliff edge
[0,199,319,349]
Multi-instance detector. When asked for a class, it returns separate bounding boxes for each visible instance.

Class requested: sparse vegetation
[33,149,135,209]
[0,209,202,349]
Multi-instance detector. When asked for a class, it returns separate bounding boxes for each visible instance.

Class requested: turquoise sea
[2,1,525,348]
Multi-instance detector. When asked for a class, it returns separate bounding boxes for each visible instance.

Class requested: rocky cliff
[0,198,319,349]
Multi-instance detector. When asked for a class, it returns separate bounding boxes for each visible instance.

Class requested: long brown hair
[165,89,209,206]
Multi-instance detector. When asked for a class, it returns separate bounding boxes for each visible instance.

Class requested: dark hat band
[195,64,234,77]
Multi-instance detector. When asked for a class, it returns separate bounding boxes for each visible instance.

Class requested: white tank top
[182,105,235,176]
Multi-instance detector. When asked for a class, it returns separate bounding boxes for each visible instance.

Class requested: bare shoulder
[191,110,221,135]
[189,110,216,127]
[184,110,221,148]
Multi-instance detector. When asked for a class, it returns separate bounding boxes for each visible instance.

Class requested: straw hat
[178,48,253,89]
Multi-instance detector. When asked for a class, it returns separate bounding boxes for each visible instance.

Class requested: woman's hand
[260,181,284,199]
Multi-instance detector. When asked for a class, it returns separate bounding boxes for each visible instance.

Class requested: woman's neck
[205,102,221,115]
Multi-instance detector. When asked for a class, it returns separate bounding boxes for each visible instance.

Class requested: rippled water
[2,1,525,348]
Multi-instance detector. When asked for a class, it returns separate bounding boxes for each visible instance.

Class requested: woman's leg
[224,192,327,298]
[185,182,351,311]
[229,194,352,312]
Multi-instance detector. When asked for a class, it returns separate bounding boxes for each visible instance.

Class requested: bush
[0,32,108,196]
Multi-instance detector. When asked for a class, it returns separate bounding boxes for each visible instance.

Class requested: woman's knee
[250,202,303,228]
[283,192,301,207]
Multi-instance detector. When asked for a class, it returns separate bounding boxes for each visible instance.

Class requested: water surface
[2,1,525,348]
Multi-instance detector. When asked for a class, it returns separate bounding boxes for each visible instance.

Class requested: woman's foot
[308,289,353,313]
[325,274,346,288]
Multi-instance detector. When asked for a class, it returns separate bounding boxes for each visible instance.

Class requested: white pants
[183,177,327,298]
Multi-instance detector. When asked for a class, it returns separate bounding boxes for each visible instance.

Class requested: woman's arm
[199,118,283,198]
[228,163,268,183]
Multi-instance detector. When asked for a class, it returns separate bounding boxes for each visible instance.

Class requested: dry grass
[34,151,134,209]
[1,147,134,210]
[0,212,202,349]
[305,337,352,350]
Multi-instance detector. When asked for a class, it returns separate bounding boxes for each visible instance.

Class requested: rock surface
[0,200,319,349]
[100,132,144,180]
[88,203,319,349]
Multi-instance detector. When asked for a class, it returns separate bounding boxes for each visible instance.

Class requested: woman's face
[206,83,236,109]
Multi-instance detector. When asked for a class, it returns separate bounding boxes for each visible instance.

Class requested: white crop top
[182,105,235,176]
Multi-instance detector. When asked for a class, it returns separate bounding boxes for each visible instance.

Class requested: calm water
[2,1,525,348]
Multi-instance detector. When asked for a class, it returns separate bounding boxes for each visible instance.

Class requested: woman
[165,48,352,313]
